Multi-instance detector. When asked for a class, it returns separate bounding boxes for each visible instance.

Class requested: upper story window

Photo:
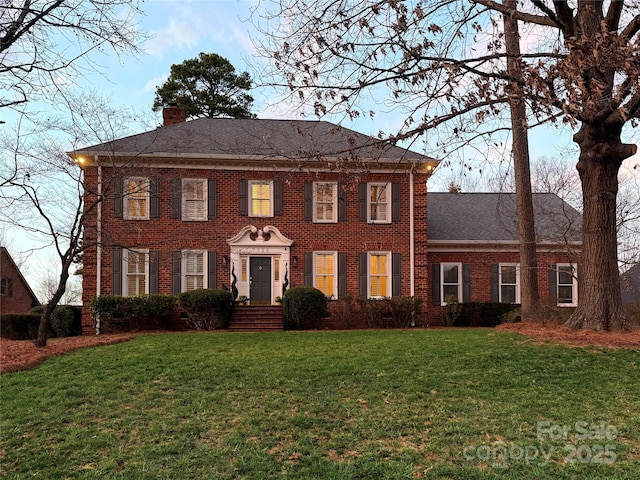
[499,264,520,304]
[182,179,207,221]
[249,180,273,217]
[313,182,338,223]
[314,252,337,298]
[123,250,148,296]
[369,252,391,298]
[368,183,390,223]
[0,278,12,296]
[123,177,150,220]
[183,250,206,291]
[556,264,578,306]
[441,263,462,304]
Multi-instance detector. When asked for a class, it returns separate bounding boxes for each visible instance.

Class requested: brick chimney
[162,103,186,126]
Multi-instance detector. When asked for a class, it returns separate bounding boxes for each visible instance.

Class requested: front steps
[229,305,284,332]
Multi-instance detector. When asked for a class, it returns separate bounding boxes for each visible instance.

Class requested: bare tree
[1,0,145,109]
[254,0,640,330]
[0,94,146,346]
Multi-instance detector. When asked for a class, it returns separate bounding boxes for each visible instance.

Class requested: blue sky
[3,0,638,300]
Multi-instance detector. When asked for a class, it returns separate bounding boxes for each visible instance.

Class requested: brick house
[425,193,581,325]
[72,109,581,333]
[0,246,40,314]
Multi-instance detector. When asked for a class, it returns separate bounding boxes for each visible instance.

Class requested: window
[441,263,462,304]
[499,264,520,304]
[368,183,391,223]
[249,181,273,217]
[369,252,391,298]
[314,252,337,298]
[0,278,12,296]
[313,182,337,223]
[182,179,207,221]
[123,177,150,220]
[557,264,578,306]
[182,251,206,291]
[123,250,148,296]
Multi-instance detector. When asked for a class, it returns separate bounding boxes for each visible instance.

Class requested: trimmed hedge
[90,294,177,333]
[447,302,520,327]
[282,287,328,330]
[0,314,46,340]
[177,289,232,330]
[30,305,82,337]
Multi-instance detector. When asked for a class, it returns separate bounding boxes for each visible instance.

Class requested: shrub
[357,298,389,328]
[282,287,328,330]
[0,313,42,340]
[450,302,519,327]
[177,289,232,330]
[90,295,177,333]
[385,297,423,328]
[50,305,82,337]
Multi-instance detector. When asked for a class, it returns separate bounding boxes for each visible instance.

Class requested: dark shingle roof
[74,118,433,163]
[427,193,582,243]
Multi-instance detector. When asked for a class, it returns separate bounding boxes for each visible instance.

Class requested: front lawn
[1,329,639,479]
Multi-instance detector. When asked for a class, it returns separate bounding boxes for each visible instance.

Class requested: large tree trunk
[504,1,539,320]
[566,125,638,331]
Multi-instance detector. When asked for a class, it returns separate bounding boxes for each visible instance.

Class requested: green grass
[1,329,639,479]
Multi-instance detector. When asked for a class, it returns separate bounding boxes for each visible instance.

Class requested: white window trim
[248,180,274,218]
[441,262,462,306]
[314,251,338,299]
[368,251,392,299]
[123,249,149,297]
[313,182,338,223]
[499,263,521,304]
[181,178,208,221]
[123,177,150,220]
[367,183,391,224]
[556,263,578,307]
[182,250,207,291]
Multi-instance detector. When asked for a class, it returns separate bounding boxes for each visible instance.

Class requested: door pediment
[227,225,293,248]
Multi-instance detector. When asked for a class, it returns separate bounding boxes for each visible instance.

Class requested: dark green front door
[250,257,271,304]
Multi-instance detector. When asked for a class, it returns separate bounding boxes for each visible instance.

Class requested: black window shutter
[239,180,248,216]
[304,252,313,287]
[112,248,122,295]
[548,266,558,305]
[149,251,159,294]
[432,263,441,305]
[359,253,368,298]
[208,179,217,220]
[114,178,123,218]
[358,183,367,221]
[304,182,313,221]
[338,253,347,299]
[462,264,471,303]
[274,180,283,216]
[171,179,181,219]
[5,278,13,296]
[149,178,159,218]
[171,251,182,294]
[338,183,347,221]
[490,264,499,302]
[392,253,401,297]
[392,183,401,222]
[208,251,217,289]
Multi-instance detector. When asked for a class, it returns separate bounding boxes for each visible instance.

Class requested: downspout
[410,171,415,297]
[96,157,102,334]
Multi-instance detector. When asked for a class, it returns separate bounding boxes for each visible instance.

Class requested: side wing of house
[424,193,582,325]
[0,247,41,314]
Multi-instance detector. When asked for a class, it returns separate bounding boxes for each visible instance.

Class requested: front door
[250,257,271,304]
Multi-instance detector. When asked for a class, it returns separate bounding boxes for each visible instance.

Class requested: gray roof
[74,117,433,163]
[427,193,582,243]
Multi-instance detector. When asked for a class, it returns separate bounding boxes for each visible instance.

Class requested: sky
[2,0,639,302]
